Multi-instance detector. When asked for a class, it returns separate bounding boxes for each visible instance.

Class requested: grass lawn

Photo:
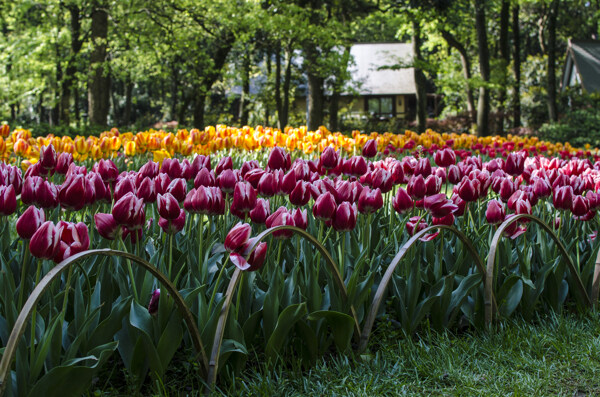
[209,313,600,396]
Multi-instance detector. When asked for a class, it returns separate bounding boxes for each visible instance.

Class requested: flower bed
[0,124,598,395]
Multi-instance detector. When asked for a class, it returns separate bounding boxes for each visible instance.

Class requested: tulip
[503,214,527,239]
[335,180,354,204]
[392,187,413,214]
[139,161,159,179]
[320,147,339,170]
[432,213,455,226]
[389,160,405,184]
[232,182,257,214]
[414,158,432,177]
[332,202,358,232]
[52,221,90,263]
[148,289,160,315]
[154,173,172,195]
[167,178,187,202]
[21,176,42,205]
[191,155,211,174]
[39,144,57,172]
[423,193,458,218]
[231,237,268,271]
[586,191,600,211]
[457,177,479,202]
[504,152,525,177]
[407,175,426,199]
[289,181,311,206]
[190,186,213,214]
[59,174,86,211]
[434,148,456,167]
[406,216,428,236]
[209,187,225,215]
[514,198,532,216]
[159,209,186,234]
[357,187,383,214]
[194,168,216,188]
[249,198,271,224]
[240,160,259,177]
[313,192,337,220]
[280,170,296,195]
[498,178,517,202]
[161,158,183,179]
[17,206,45,239]
[114,176,136,202]
[370,168,394,193]
[0,185,16,215]
[362,139,378,158]
[29,221,58,260]
[447,165,461,184]
[350,156,368,177]
[94,159,119,183]
[268,147,291,171]
[292,208,308,230]
[55,152,73,174]
[451,193,466,216]
[572,195,590,217]
[532,177,551,198]
[424,175,442,196]
[83,177,96,207]
[257,172,276,197]
[224,222,252,251]
[94,213,121,240]
[215,156,233,175]
[485,199,505,224]
[137,176,156,203]
[266,207,295,238]
[157,193,181,220]
[553,185,574,211]
[218,169,237,194]
[112,192,145,229]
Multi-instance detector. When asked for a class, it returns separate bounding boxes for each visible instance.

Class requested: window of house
[366,96,395,118]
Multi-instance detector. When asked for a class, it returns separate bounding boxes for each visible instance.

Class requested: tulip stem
[208,256,229,315]
[59,265,74,326]
[17,241,30,310]
[198,215,204,280]
[340,232,346,279]
[168,231,173,280]
[29,259,42,365]
[277,240,283,270]
[576,225,580,269]
[119,237,140,302]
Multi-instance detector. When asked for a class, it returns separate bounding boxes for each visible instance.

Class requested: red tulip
[148,289,160,315]
[498,178,517,202]
[532,177,551,198]
[370,168,394,193]
[389,160,405,184]
[313,192,337,220]
[407,175,426,199]
[504,152,525,176]
[209,187,225,215]
[191,155,211,174]
[215,156,233,175]
[157,193,180,220]
[59,174,86,211]
[249,198,270,224]
[268,147,291,171]
[114,176,136,202]
[224,222,252,251]
[392,187,413,214]
[232,182,257,214]
[424,193,458,218]
[434,148,456,167]
[52,221,90,263]
[257,172,276,197]
[485,199,505,224]
[161,158,183,179]
[289,181,311,206]
[167,178,187,202]
[280,170,296,195]
[21,176,41,205]
[194,168,216,188]
[332,202,357,231]
[139,161,159,179]
[29,221,58,259]
[503,214,527,239]
[0,185,16,215]
[230,237,268,271]
[586,191,600,211]
[457,177,479,202]
[553,185,574,211]
[159,208,186,234]
[451,193,466,216]
[432,213,455,226]
[240,160,260,176]
[292,208,308,230]
[55,152,73,175]
[357,187,383,214]
[94,213,121,240]
[94,159,119,183]
[414,158,432,177]
[37,180,59,209]
[39,144,57,172]
[17,206,45,239]
[406,216,428,236]
[218,169,237,194]
[137,176,156,203]
[447,165,461,184]
[320,147,339,170]
[424,175,442,196]
[189,186,212,214]
[112,192,145,228]
[154,173,172,195]
[350,156,368,176]
[572,195,589,217]
[266,207,295,238]
[362,139,378,158]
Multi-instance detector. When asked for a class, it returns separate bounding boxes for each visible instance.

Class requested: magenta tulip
[424,193,458,218]
[332,202,358,231]
[485,199,505,224]
[434,148,456,167]
[357,187,383,214]
[407,175,426,199]
[112,192,145,229]
[362,139,378,158]
[52,221,90,263]
[224,222,252,251]
[320,147,339,170]
[94,213,121,240]
[232,182,257,214]
[313,192,337,220]
[392,187,413,214]
[249,198,271,224]
[148,289,160,315]
[157,193,180,220]
[159,209,186,234]
[0,185,16,215]
[17,206,45,239]
[29,221,58,259]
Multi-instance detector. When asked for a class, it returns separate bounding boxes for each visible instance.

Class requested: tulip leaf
[129,301,154,340]
[265,302,308,360]
[307,310,355,352]
[497,276,523,318]
[156,312,183,375]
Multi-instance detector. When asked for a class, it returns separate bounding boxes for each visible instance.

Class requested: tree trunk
[52,52,62,126]
[281,46,293,129]
[497,0,510,133]
[275,44,283,129]
[170,64,179,121]
[178,89,191,126]
[193,91,206,128]
[512,3,521,128]
[412,20,427,133]
[60,4,82,125]
[88,2,110,126]
[239,53,250,126]
[329,91,339,132]
[441,30,476,125]
[307,73,324,131]
[123,79,133,126]
[547,0,559,122]
[475,0,491,136]
[265,51,271,126]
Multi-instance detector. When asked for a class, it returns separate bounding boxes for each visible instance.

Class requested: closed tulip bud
[167,178,187,202]
[180,159,192,180]
[292,208,308,230]
[504,152,525,176]
[209,187,225,215]
[217,169,237,194]
[17,206,45,239]
[7,166,22,194]
[532,178,551,198]
[191,155,211,174]
[215,156,233,176]
[450,193,466,216]
[53,222,89,263]
[249,198,270,224]
[30,221,58,259]
[59,174,85,211]
[257,172,276,197]
[112,192,145,228]
[406,216,428,236]
[434,167,447,183]
[94,213,121,240]
[350,156,368,177]
[232,181,257,214]
[114,176,136,202]
[137,176,156,203]
[497,178,516,202]
[362,139,378,158]
[424,193,458,218]
[389,160,404,184]
[289,181,311,206]
[281,170,296,195]
[94,159,119,183]
[37,180,59,209]
[586,191,600,211]
[486,199,505,224]
[55,152,73,175]
[434,148,456,168]
[159,209,186,234]
[332,202,358,231]
[190,186,212,214]
[553,185,574,211]
[447,165,461,184]
[515,198,532,216]
[392,187,413,214]
[424,175,442,196]
[432,213,455,226]
[225,222,252,251]
[457,177,479,202]
[244,239,268,271]
[239,160,259,177]
[370,168,394,193]
[161,158,183,179]
[0,185,16,215]
[157,193,180,220]
[414,158,432,177]
[313,192,337,221]
[407,175,426,199]
[572,195,589,217]
[267,208,295,238]
[320,147,339,170]
[335,180,353,204]
[139,161,159,179]
[39,144,57,172]
[507,190,526,211]
[268,147,291,171]
[357,187,383,214]
[83,177,96,206]
[194,168,216,188]
[503,214,527,239]
[22,176,41,205]
[148,289,160,315]
[154,173,172,195]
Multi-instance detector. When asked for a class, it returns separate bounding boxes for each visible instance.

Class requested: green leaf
[307,310,355,352]
[265,303,308,360]
[498,277,523,318]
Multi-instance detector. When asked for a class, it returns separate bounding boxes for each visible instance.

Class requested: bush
[538,104,600,148]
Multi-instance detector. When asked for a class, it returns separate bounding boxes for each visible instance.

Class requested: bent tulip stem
[119,237,140,302]
[17,241,30,310]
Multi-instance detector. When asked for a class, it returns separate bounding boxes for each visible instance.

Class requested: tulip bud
[362,139,378,158]
[159,209,186,234]
[112,192,145,229]
[504,152,525,177]
[231,238,268,271]
[370,168,394,193]
[94,159,119,183]
[139,161,159,179]
[312,192,337,221]
[167,178,187,202]
[357,187,383,214]
[432,213,455,226]
[268,147,292,171]
[194,168,216,188]
[232,181,257,214]
[407,175,426,199]
[29,221,58,259]
[266,207,295,238]
[218,169,237,194]
[414,158,432,177]
[257,172,276,197]
[447,165,461,184]
[406,216,428,236]
[224,222,252,251]
[424,175,442,196]
[157,193,181,220]
[17,206,45,239]
[114,176,136,202]
[553,185,574,211]
[215,156,233,175]
[281,170,296,195]
[55,152,73,175]
[332,202,358,232]
[292,208,308,230]
[249,198,271,224]
[320,147,339,170]
[434,148,456,167]
[39,144,57,172]
[154,173,172,195]
[148,289,160,315]
[485,199,505,224]
[572,195,590,217]
[0,185,16,215]
[59,174,86,211]
[52,221,90,263]
[424,193,458,218]
[457,177,479,202]
[392,187,413,214]
[94,213,121,240]
[289,181,311,206]
[37,180,59,209]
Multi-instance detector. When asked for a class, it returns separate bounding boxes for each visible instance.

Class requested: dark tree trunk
[123,79,133,126]
[512,3,521,128]
[547,0,559,122]
[170,65,179,121]
[329,91,339,132]
[178,89,191,125]
[60,4,81,125]
[497,0,510,133]
[88,2,110,126]
[239,53,250,126]
[412,20,427,133]
[275,43,283,129]
[281,46,292,129]
[442,30,476,125]
[52,52,62,126]
[475,0,491,136]
[193,92,206,128]
[307,73,324,131]
[265,51,271,126]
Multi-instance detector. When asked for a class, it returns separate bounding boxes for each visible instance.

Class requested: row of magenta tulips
[0,139,599,395]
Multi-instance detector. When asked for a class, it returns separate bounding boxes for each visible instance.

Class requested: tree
[88,0,110,126]
[474,0,491,136]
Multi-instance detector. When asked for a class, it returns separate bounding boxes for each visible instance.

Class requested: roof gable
[567,41,600,93]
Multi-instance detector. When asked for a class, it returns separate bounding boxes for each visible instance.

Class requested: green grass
[212,313,600,396]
